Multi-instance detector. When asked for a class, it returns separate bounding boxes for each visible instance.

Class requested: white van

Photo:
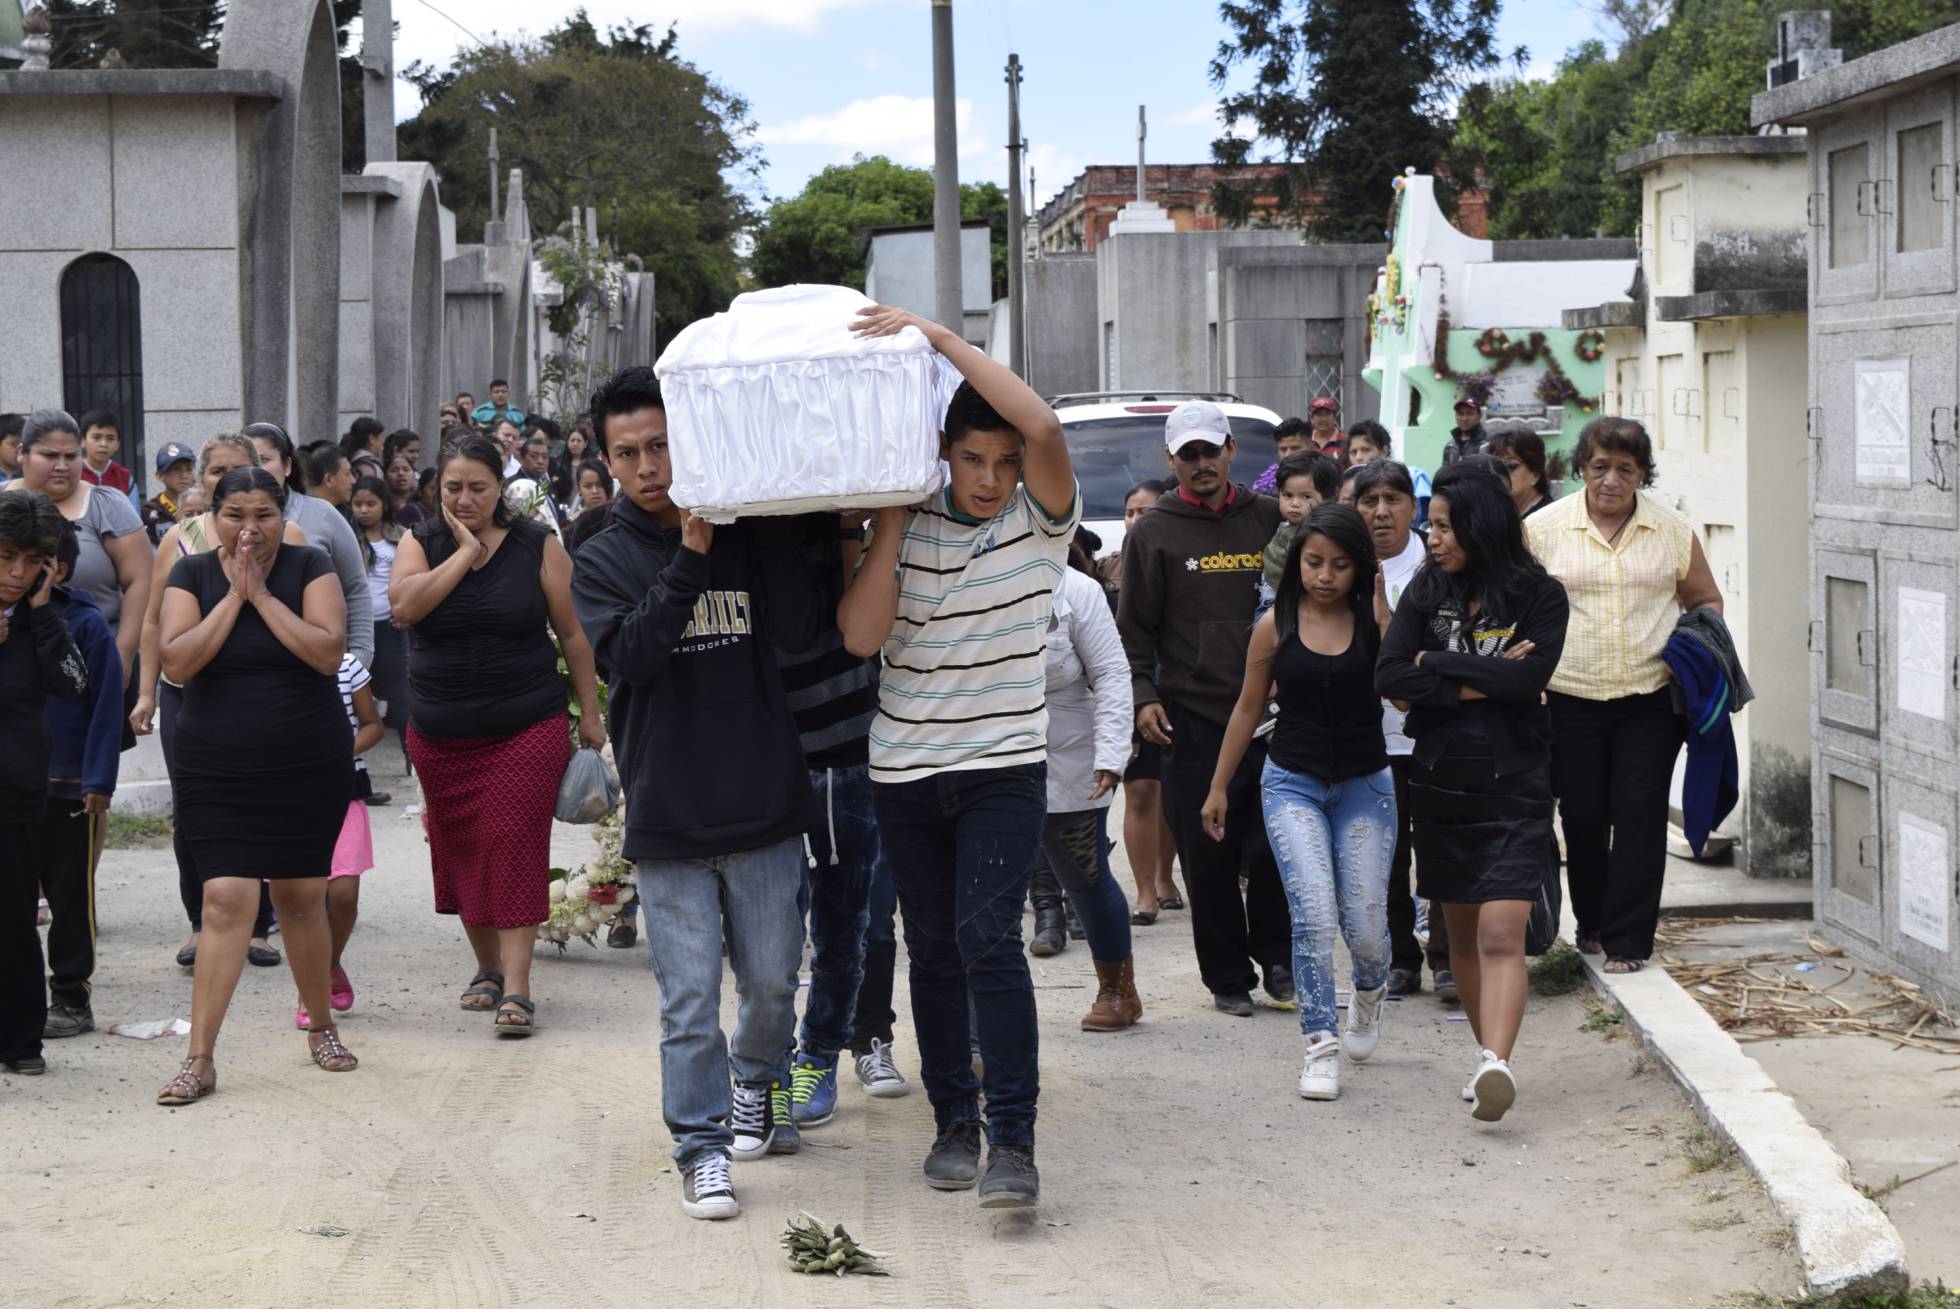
[1050,392,1284,558]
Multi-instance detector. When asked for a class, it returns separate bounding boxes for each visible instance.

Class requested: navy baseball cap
[154,442,195,472]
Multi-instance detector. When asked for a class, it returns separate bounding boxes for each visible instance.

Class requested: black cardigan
[1374,568,1569,776]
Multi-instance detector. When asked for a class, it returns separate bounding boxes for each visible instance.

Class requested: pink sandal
[329,968,354,1014]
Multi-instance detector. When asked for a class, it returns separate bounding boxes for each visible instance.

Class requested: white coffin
[653,284,954,520]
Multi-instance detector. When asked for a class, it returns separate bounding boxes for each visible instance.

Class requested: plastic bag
[108,1018,191,1039]
[555,747,620,823]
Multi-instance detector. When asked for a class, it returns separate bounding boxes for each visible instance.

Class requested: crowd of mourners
[0,318,1739,1221]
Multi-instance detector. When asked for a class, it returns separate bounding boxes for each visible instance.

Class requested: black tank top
[406,517,564,739]
[1268,615,1390,782]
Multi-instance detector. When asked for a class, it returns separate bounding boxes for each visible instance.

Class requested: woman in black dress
[1375,463,1568,1124]
[156,467,357,1105]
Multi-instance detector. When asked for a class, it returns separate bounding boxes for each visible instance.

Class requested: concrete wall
[0,84,261,491]
[1097,228,1300,391]
[863,225,992,345]
[1212,243,1383,420]
[1022,254,1098,398]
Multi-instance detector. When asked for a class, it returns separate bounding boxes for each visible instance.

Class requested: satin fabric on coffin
[654,285,956,519]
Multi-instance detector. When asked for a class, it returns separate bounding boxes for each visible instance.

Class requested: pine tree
[1209,0,1516,241]
[45,0,226,69]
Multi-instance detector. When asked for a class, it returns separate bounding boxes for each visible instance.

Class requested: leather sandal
[308,1025,359,1072]
[460,969,505,1011]
[157,1054,217,1106]
[494,995,536,1038]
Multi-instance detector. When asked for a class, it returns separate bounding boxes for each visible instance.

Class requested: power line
[414,0,483,47]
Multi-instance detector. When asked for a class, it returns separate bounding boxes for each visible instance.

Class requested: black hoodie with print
[570,496,826,862]
[1116,484,1282,728]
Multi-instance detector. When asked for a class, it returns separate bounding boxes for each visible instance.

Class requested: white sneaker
[1460,1082,1475,1103]
[1297,1033,1341,1100]
[680,1152,738,1220]
[854,1038,910,1098]
[1470,1050,1516,1122]
[1345,985,1386,1062]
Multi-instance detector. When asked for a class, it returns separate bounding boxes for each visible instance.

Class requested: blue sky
[391,0,1610,211]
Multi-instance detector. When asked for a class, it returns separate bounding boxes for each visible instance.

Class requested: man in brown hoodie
[1117,401,1294,1017]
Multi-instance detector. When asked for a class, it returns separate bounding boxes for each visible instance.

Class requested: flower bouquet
[539,809,637,952]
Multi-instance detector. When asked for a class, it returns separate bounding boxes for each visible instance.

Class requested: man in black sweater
[1117,401,1294,1018]
[570,367,824,1223]
[0,490,89,1075]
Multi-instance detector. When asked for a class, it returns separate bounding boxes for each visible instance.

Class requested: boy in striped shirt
[838,303,1079,1211]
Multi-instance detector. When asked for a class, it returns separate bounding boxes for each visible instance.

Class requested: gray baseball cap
[1163,400,1232,455]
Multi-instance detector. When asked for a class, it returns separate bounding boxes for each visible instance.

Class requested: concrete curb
[1583,955,1909,1298]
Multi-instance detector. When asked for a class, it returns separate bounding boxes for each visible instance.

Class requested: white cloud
[1025,142,1084,208]
[389,0,884,113]
[760,95,991,169]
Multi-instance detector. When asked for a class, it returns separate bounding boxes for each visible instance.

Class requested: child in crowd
[38,516,124,1039]
[1343,419,1389,467]
[1251,416,1313,495]
[0,489,88,1076]
[297,652,384,1030]
[140,443,197,545]
[77,410,134,498]
[1257,452,1339,620]
[350,475,410,779]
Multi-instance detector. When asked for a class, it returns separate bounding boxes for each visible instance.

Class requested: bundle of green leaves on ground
[781,1213,889,1276]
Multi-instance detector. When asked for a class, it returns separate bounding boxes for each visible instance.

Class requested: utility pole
[1005,54,1026,378]
[487,127,501,223]
[930,0,962,335]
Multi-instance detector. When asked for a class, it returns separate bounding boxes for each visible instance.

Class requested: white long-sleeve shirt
[1042,568,1134,813]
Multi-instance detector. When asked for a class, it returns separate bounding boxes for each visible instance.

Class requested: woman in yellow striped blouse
[1525,418,1723,974]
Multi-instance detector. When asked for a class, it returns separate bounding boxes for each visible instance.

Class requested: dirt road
[6,796,1801,1307]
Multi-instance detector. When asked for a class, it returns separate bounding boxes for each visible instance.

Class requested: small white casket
[653,284,956,520]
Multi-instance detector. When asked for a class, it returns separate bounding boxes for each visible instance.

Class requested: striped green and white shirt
[869,481,1081,783]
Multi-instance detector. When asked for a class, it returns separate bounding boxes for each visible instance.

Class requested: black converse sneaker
[680,1152,737,1220]
[730,1078,800,1160]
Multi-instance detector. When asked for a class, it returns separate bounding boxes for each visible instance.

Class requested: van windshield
[1059,415,1278,519]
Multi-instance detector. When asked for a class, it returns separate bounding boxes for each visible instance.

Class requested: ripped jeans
[1259,760,1396,1039]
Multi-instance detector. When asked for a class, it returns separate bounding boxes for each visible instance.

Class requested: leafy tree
[750,155,1009,298]
[1455,0,1960,239]
[44,0,226,68]
[1208,0,1518,240]
[1454,41,1647,238]
[398,10,759,350]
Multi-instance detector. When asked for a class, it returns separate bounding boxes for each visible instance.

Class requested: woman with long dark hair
[1203,504,1394,1100]
[1484,425,1556,518]
[390,434,605,1037]
[155,466,358,1104]
[350,475,410,776]
[1377,463,1569,1122]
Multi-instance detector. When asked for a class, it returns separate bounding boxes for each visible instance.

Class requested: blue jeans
[798,764,880,1060]
[637,837,805,1165]
[1038,809,1131,963]
[1260,761,1396,1038]
[873,763,1046,1148]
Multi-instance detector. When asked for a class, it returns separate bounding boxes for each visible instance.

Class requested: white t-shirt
[366,536,397,622]
[1379,529,1428,758]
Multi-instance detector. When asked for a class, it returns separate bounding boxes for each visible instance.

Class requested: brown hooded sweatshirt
[1116,484,1282,728]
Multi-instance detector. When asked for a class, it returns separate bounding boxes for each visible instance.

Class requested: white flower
[549,882,567,904]
[572,914,595,935]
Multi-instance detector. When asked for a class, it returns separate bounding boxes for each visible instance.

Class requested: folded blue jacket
[1662,630,1736,857]
[44,586,123,800]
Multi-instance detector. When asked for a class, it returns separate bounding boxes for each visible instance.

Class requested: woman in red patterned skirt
[390,434,605,1036]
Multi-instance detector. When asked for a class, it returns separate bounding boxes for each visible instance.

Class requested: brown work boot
[1081,957,1143,1032]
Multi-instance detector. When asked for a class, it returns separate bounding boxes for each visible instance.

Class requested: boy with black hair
[76,409,134,497]
[838,304,1079,1211]
[570,365,827,1222]
[0,490,88,1075]
[37,514,123,1038]
[0,413,23,480]
[1251,416,1313,495]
